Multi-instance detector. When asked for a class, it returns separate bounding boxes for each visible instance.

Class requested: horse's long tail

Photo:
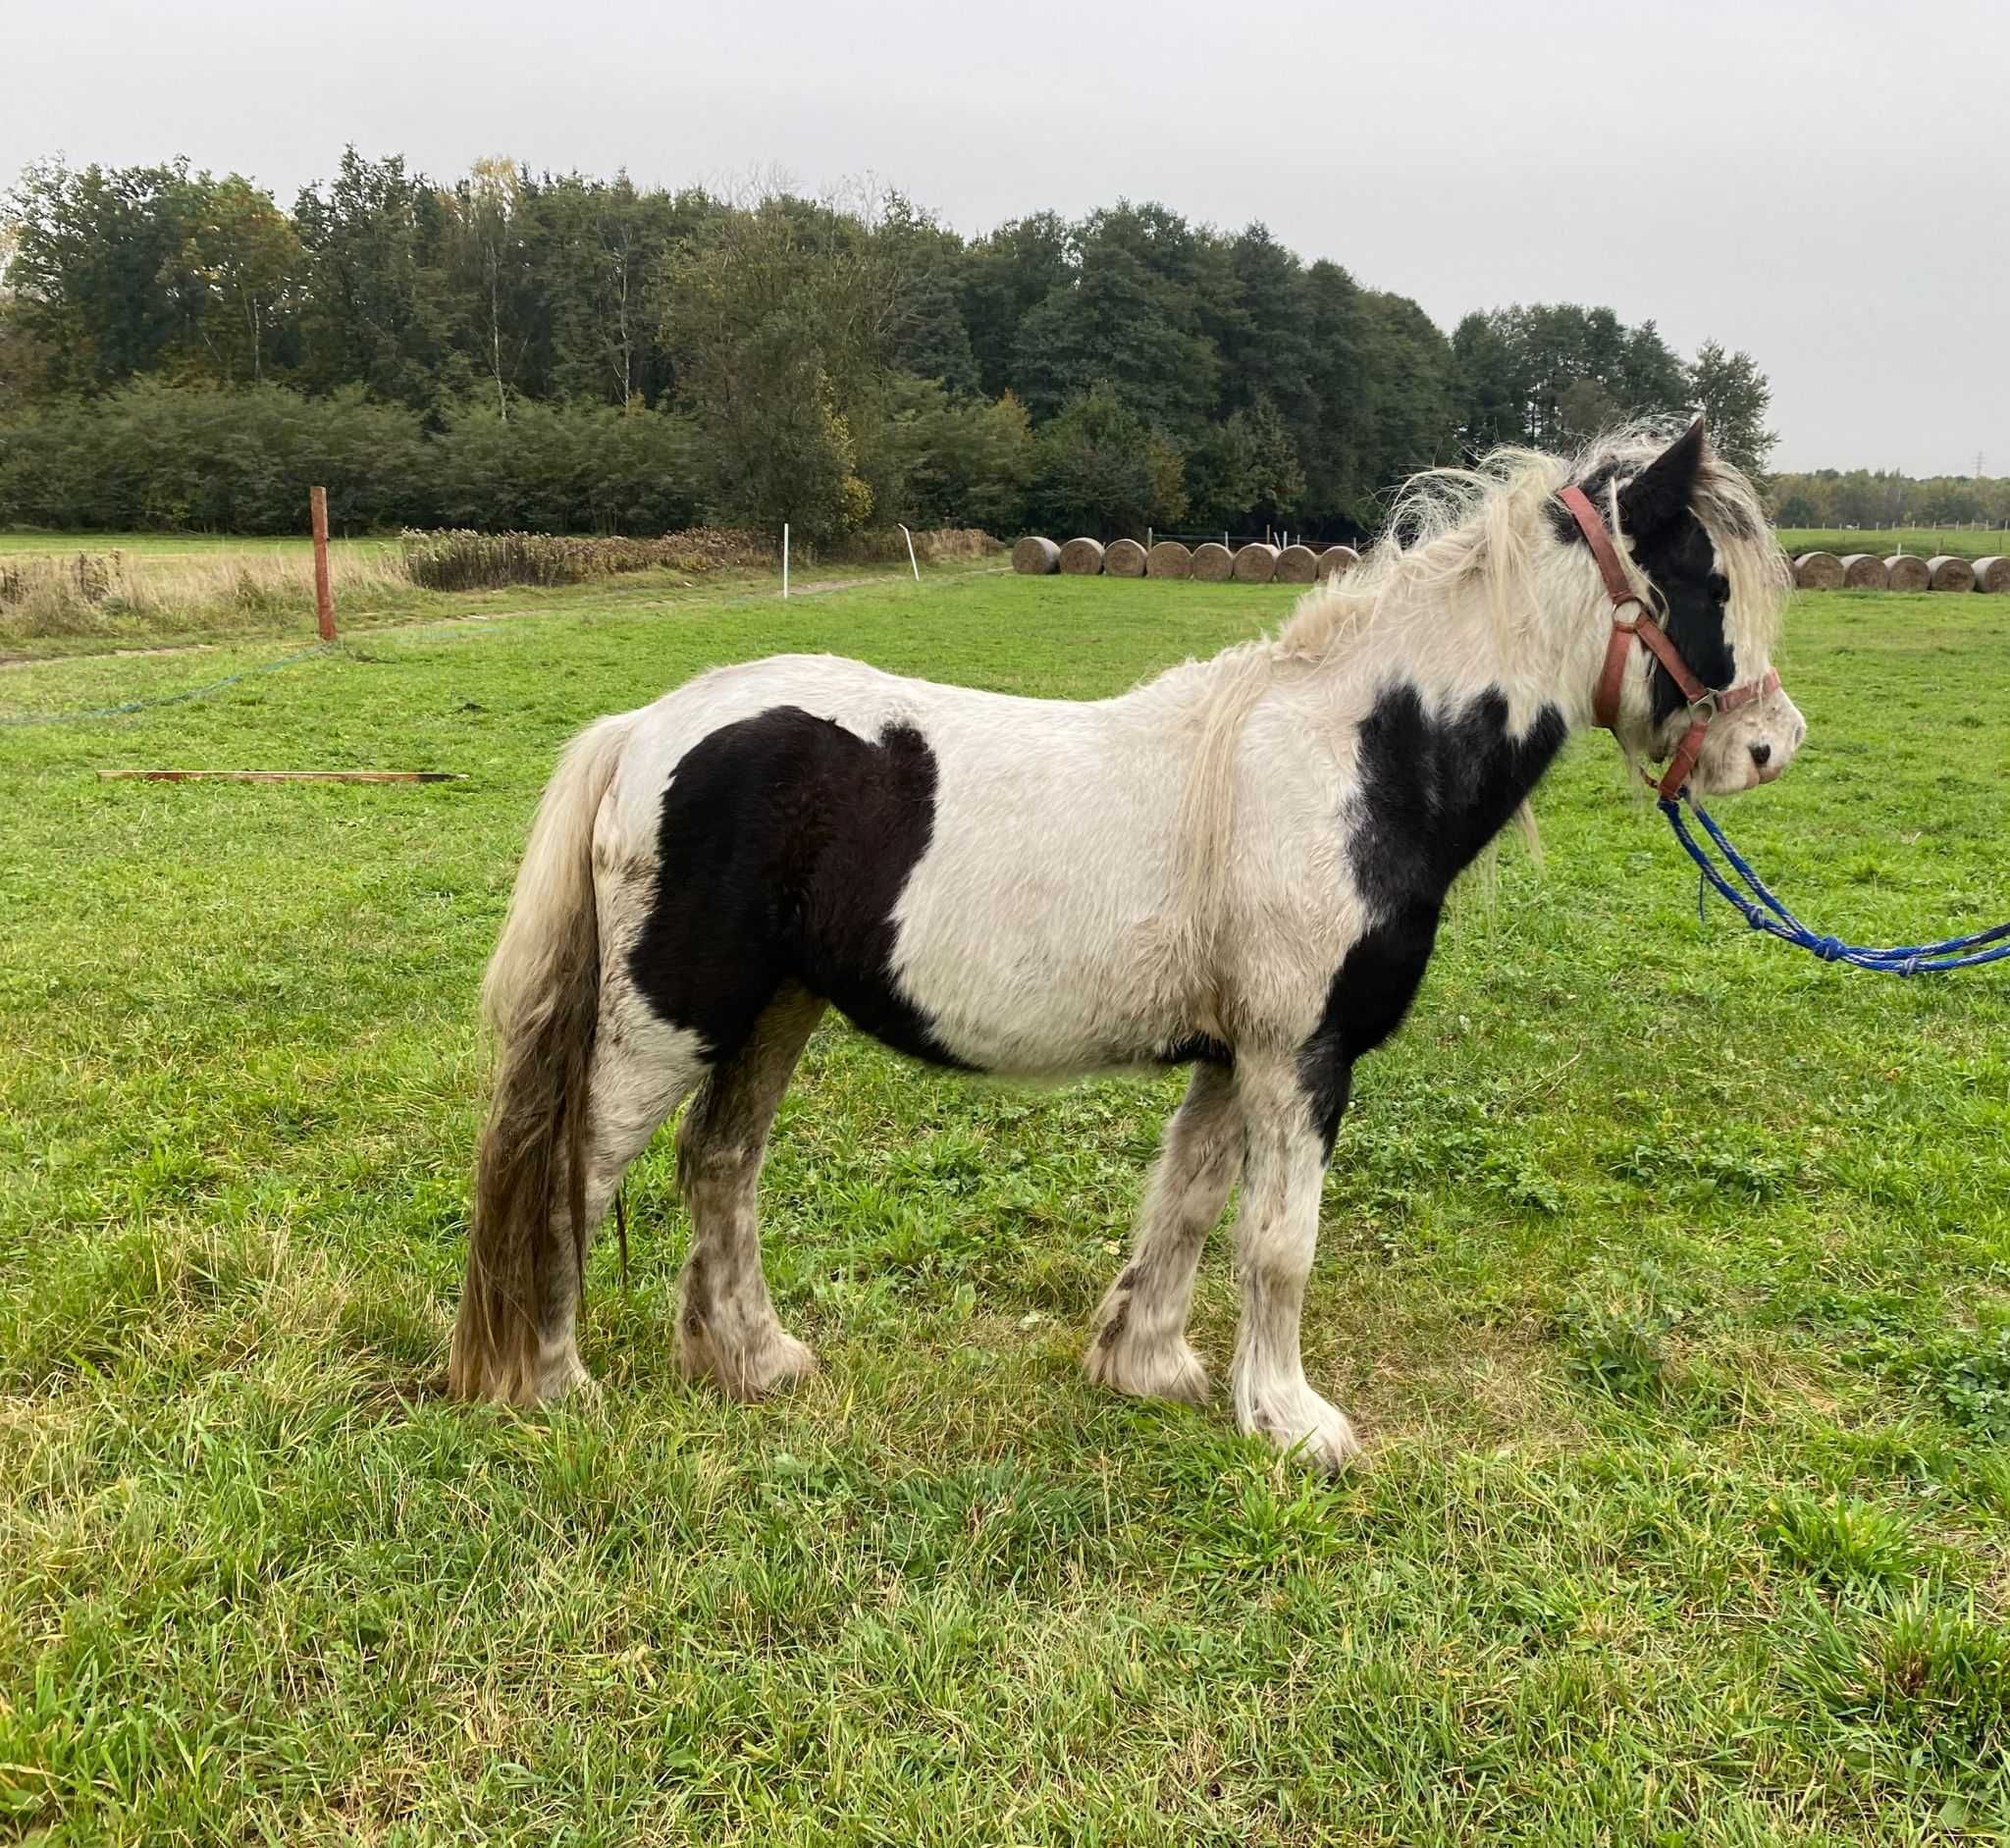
[449,712,635,1404]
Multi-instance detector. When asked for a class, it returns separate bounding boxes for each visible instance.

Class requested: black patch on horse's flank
[1298,683,1567,1155]
[630,706,970,1069]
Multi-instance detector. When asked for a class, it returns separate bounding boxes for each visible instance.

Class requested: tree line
[1770,469,2010,530]
[0,150,1779,540]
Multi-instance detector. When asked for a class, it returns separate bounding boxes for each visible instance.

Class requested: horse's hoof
[1085,1332,1212,1405]
[533,1349,598,1405]
[679,1323,819,1400]
[744,1331,820,1399]
[1239,1388,1363,1474]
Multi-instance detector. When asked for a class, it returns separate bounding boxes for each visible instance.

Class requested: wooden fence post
[310,486,336,641]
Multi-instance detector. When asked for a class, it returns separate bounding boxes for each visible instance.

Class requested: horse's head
[1568,421,1806,798]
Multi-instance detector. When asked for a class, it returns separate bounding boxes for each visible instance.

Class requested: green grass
[4,574,2009,1843]
[1778,528,2007,562]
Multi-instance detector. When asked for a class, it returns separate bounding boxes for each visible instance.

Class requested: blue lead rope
[1660,796,2010,975]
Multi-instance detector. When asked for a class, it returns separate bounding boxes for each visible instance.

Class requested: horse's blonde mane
[1274,444,1564,664]
[1274,421,1787,666]
[1172,422,1788,1029]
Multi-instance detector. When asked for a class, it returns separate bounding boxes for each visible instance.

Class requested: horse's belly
[885,902,1192,1077]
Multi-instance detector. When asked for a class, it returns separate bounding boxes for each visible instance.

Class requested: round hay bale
[1012,536,1060,575]
[1792,552,1845,591]
[1103,538,1147,578]
[1274,544,1319,584]
[1232,543,1279,585]
[1927,554,1973,592]
[1973,555,2010,594]
[1058,537,1105,576]
[1837,554,1887,589]
[1885,554,1932,593]
[1190,542,1235,583]
[1144,540,1193,579]
[1315,545,1360,581]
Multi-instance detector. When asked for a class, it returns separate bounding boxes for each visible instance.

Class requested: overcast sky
[6,0,2002,475]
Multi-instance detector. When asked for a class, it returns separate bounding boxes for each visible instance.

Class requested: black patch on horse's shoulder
[1297,682,1566,1155]
[1347,684,1566,915]
[629,705,970,1069]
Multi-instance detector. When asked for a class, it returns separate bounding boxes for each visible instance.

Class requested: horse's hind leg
[1085,1059,1241,1405]
[675,983,826,1399]
[534,1003,708,1400]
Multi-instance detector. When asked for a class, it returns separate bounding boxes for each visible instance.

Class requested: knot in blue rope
[1660,794,2010,977]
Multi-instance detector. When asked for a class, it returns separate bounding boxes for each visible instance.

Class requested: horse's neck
[1279,569,1596,744]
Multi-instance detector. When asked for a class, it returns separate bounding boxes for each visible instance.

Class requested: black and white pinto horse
[450,420,1804,1470]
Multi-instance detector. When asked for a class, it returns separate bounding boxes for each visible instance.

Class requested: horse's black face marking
[1552,425,1735,724]
[1628,508,1734,723]
[1297,683,1567,1154]
[630,706,971,1069]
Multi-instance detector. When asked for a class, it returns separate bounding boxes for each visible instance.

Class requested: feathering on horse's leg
[1086,1059,1241,1404]
[1228,1056,1362,1472]
[675,984,826,1400]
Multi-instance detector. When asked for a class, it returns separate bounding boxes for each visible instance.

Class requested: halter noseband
[1555,484,1781,800]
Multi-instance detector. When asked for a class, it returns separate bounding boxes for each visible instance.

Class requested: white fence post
[898,523,920,583]
[782,522,790,598]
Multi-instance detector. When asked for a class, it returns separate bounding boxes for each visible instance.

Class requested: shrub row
[398,526,774,592]
[0,383,702,536]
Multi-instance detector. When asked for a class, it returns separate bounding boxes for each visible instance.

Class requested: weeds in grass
[1762,1491,1921,1587]
[1557,1262,1691,1401]
[1788,1591,2010,1770]
[1855,1322,2010,1436]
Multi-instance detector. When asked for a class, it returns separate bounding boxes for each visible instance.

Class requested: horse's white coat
[485,427,1804,1467]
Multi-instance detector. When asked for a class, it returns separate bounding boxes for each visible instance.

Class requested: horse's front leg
[1085,1058,1240,1404]
[1228,1053,1362,1472]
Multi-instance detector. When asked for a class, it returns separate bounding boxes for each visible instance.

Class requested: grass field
[0,529,938,660]
[4,573,2009,1843]
[1776,529,2008,562]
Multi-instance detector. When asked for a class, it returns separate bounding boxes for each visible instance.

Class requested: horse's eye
[1708,574,1730,605]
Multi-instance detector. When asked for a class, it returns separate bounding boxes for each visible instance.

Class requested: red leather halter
[1556,484,1781,800]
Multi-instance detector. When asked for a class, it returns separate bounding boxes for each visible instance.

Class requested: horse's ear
[1617,417,1706,537]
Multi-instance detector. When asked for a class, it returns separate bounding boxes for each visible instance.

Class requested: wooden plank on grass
[97,769,464,783]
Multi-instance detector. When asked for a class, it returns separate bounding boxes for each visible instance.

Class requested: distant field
[1778,528,2007,561]
[0,529,396,562]
[4,575,2007,1841]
